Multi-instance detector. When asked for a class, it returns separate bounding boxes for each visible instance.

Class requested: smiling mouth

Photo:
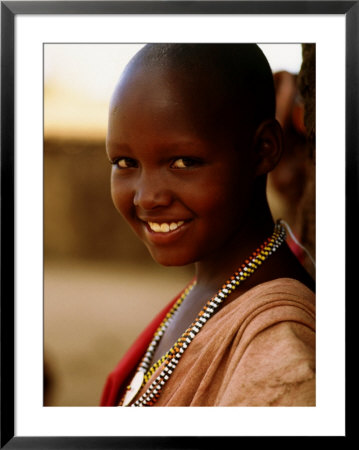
[147,220,185,233]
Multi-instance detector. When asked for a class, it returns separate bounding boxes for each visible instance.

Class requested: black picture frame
[1,1,356,447]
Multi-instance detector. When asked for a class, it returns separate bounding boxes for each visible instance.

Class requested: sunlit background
[44,44,303,139]
[44,43,314,406]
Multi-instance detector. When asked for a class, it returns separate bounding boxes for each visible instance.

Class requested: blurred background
[44,43,316,406]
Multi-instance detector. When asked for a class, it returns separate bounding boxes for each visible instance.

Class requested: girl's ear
[252,119,283,177]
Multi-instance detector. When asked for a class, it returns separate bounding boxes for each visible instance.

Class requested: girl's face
[107,65,257,266]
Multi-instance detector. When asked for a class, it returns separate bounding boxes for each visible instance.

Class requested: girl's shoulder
[213,277,315,341]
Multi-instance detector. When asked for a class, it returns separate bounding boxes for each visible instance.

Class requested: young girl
[101,44,315,407]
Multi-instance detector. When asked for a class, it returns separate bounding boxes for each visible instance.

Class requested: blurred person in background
[268,71,310,265]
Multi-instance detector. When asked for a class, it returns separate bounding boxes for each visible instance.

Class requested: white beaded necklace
[121,221,286,407]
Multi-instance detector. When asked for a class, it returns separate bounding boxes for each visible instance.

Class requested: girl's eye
[114,157,138,169]
[171,157,199,169]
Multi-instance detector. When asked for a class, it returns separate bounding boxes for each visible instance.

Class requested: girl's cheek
[111,183,137,221]
[111,183,126,212]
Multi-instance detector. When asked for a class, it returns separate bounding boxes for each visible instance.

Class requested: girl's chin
[146,247,196,267]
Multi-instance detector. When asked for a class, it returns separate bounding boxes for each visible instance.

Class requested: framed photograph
[1,1,355,447]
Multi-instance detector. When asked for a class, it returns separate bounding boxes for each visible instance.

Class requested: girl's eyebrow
[106,141,133,155]
[108,138,204,152]
[106,137,213,164]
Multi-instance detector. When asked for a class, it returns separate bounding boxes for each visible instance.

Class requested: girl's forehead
[111,63,251,142]
[115,63,207,106]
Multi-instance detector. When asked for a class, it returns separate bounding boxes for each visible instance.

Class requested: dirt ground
[44,259,192,406]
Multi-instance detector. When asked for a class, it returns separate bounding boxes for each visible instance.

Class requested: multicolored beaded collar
[121,221,286,407]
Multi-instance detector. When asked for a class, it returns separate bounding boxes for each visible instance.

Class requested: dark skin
[107,61,315,365]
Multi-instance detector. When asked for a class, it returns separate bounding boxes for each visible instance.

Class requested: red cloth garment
[100,290,185,406]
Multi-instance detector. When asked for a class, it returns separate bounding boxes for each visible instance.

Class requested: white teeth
[151,223,161,232]
[148,221,184,233]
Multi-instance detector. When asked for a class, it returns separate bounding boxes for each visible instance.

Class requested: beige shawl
[134,278,315,406]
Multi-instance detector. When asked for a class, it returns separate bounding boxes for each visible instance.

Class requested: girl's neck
[194,198,275,291]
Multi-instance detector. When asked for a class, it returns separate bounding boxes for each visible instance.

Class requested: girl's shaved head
[124,44,276,135]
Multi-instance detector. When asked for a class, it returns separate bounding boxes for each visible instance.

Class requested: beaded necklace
[121,221,286,407]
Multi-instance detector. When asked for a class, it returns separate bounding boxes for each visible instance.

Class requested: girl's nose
[133,173,172,210]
